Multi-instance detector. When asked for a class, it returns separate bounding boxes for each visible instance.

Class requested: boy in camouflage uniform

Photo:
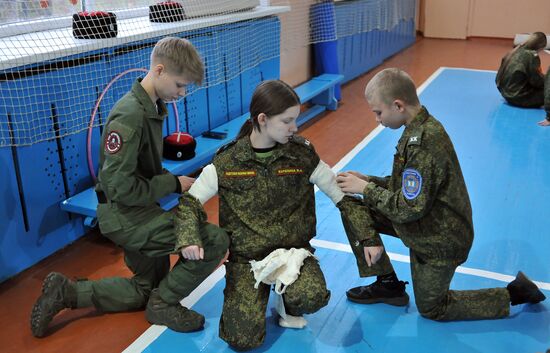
[495,32,550,126]
[175,80,370,350]
[30,37,229,337]
[336,68,546,321]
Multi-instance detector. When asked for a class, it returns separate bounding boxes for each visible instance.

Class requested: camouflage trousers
[342,207,510,321]
[506,67,550,110]
[219,256,330,350]
[74,216,229,312]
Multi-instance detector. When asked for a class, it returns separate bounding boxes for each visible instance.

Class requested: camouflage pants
[343,208,510,321]
[75,215,229,312]
[505,67,550,109]
[219,256,330,350]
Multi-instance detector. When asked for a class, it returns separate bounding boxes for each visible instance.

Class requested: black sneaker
[145,289,205,332]
[30,272,76,337]
[346,279,409,306]
[507,271,546,306]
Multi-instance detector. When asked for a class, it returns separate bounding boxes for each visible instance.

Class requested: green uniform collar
[233,136,298,163]
[132,78,168,120]
[405,106,430,130]
[397,106,429,153]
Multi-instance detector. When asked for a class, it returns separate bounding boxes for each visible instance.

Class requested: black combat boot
[507,271,546,306]
[145,289,205,332]
[30,272,77,337]
[346,273,409,306]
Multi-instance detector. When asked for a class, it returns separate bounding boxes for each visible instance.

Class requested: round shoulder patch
[105,131,123,154]
[402,168,422,200]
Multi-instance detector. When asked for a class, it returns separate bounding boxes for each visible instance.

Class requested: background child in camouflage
[495,31,550,126]
[336,68,546,321]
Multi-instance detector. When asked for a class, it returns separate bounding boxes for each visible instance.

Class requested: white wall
[421,0,550,39]
[468,0,550,38]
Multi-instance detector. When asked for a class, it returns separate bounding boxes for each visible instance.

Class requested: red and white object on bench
[163,132,196,161]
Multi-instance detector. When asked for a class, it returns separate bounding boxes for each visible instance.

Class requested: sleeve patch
[402,168,422,200]
[105,131,123,154]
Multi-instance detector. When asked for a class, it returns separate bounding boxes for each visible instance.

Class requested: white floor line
[441,66,497,73]
[310,238,550,291]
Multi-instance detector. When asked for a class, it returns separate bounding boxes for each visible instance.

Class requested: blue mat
[127,68,550,353]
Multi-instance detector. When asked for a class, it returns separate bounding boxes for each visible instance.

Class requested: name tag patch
[276,168,304,176]
[224,170,257,178]
[402,168,422,200]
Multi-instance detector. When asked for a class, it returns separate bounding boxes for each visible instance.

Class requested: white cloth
[276,294,308,329]
[250,248,314,329]
[188,163,218,204]
[309,160,345,204]
[250,248,314,294]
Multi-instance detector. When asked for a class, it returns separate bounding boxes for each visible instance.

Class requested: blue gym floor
[124,68,550,353]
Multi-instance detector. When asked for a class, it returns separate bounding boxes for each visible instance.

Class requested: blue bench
[60,74,344,227]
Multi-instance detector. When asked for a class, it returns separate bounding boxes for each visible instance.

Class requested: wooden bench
[60,74,344,227]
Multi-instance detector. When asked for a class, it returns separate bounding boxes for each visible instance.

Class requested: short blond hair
[365,68,419,107]
[151,37,204,85]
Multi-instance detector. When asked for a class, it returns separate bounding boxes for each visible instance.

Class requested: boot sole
[347,292,410,307]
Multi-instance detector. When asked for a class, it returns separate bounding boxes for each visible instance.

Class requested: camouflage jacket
[96,79,178,241]
[363,107,474,262]
[496,47,545,102]
[174,135,372,260]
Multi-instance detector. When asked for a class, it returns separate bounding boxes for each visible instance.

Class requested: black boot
[30,272,77,337]
[507,271,546,306]
[145,289,205,332]
[346,274,409,307]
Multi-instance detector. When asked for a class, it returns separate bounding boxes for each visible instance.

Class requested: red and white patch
[105,131,123,154]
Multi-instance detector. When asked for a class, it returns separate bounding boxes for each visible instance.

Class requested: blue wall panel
[200,32,229,131]
[258,17,281,81]
[333,0,416,84]
[54,57,108,194]
[220,24,243,120]
[239,21,263,114]
[184,89,209,136]
[0,148,26,280]
[0,68,85,281]
[180,32,217,135]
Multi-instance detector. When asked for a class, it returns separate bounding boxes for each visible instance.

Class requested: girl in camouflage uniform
[174,80,368,350]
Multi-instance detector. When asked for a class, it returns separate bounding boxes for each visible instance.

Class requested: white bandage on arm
[188,164,219,204]
[309,160,345,204]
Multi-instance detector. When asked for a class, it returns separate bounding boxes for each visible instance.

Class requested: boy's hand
[181,245,204,260]
[347,171,369,181]
[364,246,384,267]
[336,172,368,194]
[537,119,550,126]
[178,175,195,192]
